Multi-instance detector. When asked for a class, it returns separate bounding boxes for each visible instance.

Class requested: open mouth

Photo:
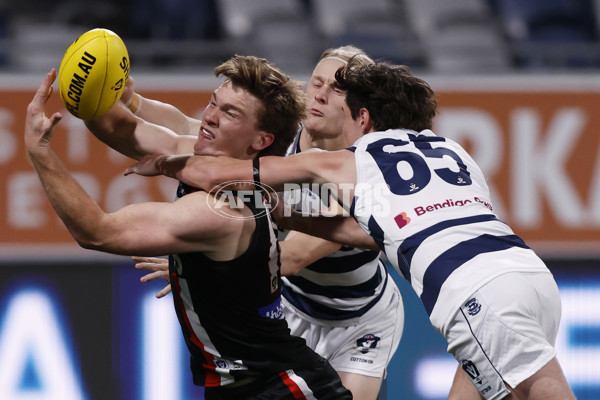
[201,128,215,139]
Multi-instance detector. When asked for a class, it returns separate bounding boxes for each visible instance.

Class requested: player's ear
[252,131,275,151]
[358,108,374,134]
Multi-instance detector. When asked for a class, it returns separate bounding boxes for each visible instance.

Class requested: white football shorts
[283,281,404,378]
[445,271,561,399]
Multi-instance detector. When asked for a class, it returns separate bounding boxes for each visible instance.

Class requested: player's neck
[300,127,349,152]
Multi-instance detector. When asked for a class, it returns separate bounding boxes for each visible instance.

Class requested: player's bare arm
[277,210,378,251]
[85,101,197,160]
[126,148,357,197]
[279,189,355,275]
[27,150,250,256]
[124,93,203,137]
[279,232,342,276]
[133,233,342,291]
[119,76,203,137]
[25,69,253,258]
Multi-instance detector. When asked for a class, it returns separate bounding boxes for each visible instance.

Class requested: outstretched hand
[133,256,172,298]
[25,69,63,157]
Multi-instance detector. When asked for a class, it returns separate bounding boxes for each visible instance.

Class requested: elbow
[280,253,308,276]
[78,241,98,251]
[70,225,112,252]
[281,262,304,276]
[73,233,105,251]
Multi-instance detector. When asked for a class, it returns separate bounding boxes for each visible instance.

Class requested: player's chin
[193,140,212,155]
[193,144,221,157]
[303,114,323,127]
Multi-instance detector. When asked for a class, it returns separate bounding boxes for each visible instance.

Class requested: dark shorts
[204,356,352,400]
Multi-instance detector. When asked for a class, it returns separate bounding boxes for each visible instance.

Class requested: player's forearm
[85,103,144,159]
[131,152,322,192]
[87,103,195,160]
[169,154,322,191]
[132,94,200,136]
[279,211,378,251]
[279,233,341,275]
[28,149,110,249]
[259,155,320,191]
[155,155,254,191]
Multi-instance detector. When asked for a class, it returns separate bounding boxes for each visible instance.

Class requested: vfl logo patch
[462,359,480,380]
[356,334,380,354]
[462,359,492,395]
[465,298,481,316]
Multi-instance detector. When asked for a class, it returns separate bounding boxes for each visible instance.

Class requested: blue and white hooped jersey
[351,129,549,333]
[280,131,392,325]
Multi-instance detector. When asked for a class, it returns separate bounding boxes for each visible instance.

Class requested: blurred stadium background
[0,0,599,399]
[3,0,600,74]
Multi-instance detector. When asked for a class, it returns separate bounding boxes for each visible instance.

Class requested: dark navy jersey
[170,183,317,387]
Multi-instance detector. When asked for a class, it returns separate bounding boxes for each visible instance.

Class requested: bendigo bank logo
[394,212,411,228]
[206,180,278,220]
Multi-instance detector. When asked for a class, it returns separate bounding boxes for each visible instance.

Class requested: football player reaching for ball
[25,60,352,399]
[105,46,405,400]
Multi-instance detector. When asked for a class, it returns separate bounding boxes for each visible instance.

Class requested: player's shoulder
[304,147,324,154]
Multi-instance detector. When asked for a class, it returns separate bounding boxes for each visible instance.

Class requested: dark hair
[214,55,307,157]
[335,61,437,132]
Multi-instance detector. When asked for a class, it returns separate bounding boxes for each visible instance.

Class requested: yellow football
[58,28,130,120]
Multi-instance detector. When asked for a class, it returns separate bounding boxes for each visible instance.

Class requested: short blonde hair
[319,45,373,67]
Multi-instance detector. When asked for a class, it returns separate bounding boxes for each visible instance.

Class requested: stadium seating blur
[2,0,600,74]
[404,0,511,72]
[490,0,600,69]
